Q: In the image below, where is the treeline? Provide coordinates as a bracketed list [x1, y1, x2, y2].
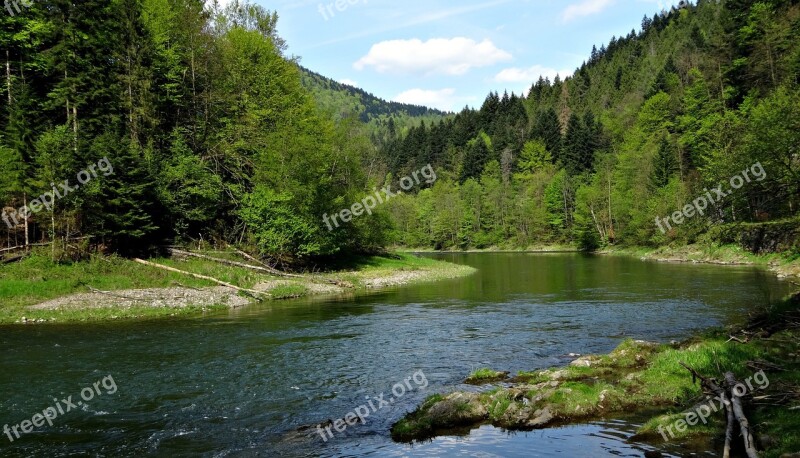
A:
[383, 0, 800, 250]
[0, 0, 391, 259]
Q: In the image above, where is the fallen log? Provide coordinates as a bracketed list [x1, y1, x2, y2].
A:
[1, 254, 24, 264]
[680, 362, 736, 458]
[725, 372, 759, 458]
[171, 248, 294, 276]
[189, 246, 354, 289]
[86, 285, 143, 301]
[133, 258, 269, 299]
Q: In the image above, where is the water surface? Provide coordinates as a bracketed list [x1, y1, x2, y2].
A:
[0, 253, 793, 457]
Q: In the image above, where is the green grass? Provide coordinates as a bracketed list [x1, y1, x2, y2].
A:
[0, 249, 474, 325]
[465, 368, 509, 384]
[486, 392, 513, 420]
[267, 284, 309, 299]
[604, 243, 800, 278]
[0, 251, 223, 324]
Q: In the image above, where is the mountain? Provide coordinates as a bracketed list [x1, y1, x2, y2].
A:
[381, 0, 800, 250]
[299, 66, 450, 143]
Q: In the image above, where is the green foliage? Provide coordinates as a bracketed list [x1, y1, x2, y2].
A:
[0, 1, 388, 260]
[518, 139, 552, 174]
[239, 187, 322, 258]
[4, 0, 800, 256]
[380, 0, 800, 251]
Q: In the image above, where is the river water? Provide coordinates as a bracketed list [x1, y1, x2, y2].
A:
[0, 253, 794, 457]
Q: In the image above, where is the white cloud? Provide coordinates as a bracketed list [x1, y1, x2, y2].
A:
[494, 65, 572, 84]
[562, 0, 615, 22]
[393, 88, 461, 112]
[354, 38, 512, 76]
[339, 79, 359, 87]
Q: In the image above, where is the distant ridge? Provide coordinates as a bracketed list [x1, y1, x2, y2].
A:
[299, 66, 450, 123]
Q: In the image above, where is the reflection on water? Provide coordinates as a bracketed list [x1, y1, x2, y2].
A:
[0, 253, 793, 457]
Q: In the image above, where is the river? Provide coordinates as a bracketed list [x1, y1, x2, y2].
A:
[0, 253, 794, 457]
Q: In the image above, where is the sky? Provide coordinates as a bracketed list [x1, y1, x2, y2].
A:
[248, 0, 684, 111]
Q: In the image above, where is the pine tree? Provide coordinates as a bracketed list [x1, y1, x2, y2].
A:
[650, 135, 678, 189]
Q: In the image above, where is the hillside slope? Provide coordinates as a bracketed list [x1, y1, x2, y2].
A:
[381, 0, 800, 251]
[300, 66, 450, 144]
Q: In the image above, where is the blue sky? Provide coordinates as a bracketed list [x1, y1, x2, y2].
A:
[249, 0, 683, 111]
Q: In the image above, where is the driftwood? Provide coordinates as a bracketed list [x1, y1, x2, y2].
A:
[680, 362, 738, 458]
[86, 285, 142, 301]
[230, 247, 279, 270]
[170, 248, 296, 277]
[178, 247, 354, 289]
[133, 258, 269, 299]
[723, 391, 736, 458]
[1, 255, 24, 264]
[725, 372, 759, 458]
[0, 245, 25, 253]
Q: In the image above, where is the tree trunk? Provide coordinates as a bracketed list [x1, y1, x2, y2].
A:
[23, 192, 29, 248]
[133, 258, 270, 299]
[5, 49, 11, 105]
[725, 372, 759, 458]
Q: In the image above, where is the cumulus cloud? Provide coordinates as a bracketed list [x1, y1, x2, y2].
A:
[393, 88, 460, 111]
[562, 0, 614, 22]
[494, 65, 572, 84]
[354, 38, 512, 76]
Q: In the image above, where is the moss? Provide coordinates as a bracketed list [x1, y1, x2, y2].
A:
[465, 368, 510, 384]
[636, 412, 722, 442]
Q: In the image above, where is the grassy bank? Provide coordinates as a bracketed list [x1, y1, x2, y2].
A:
[392, 293, 800, 457]
[394, 244, 579, 253]
[603, 244, 800, 279]
[0, 250, 476, 325]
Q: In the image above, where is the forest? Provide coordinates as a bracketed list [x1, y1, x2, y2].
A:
[0, 0, 400, 261]
[1, 0, 799, 262]
[382, 0, 800, 251]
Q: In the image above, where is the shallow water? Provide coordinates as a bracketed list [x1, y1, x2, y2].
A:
[0, 253, 793, 457]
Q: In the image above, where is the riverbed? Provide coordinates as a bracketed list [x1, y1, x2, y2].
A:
[0, 253, 794, 457]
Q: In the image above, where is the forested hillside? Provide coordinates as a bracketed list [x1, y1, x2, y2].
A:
[301, 67, 448, 120]
[2, 0, 798, 262]
[0, 0, 390, 260]
[383, 0, 800, 250]
[300, 67, 449, 138]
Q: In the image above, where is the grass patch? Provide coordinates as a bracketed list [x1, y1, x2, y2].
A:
[0, 249, 474, 325]
[268, 284, 308, 299]
[465, 368, 509, 384]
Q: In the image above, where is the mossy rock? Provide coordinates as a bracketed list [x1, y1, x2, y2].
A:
[391, 392, 488, 442]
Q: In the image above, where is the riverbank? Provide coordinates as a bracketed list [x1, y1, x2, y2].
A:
[391, 291, 800, 457]
[602, 244, 800, 280]
[395, 244, 578, 253]
[400, 242, 800, 280]
[0, 250, 476, 325]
